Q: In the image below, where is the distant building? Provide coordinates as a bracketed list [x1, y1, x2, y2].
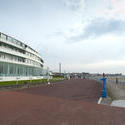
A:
[51, 72, 64, 77]
[0, 32, 44, 80]
[106, 73, 122, 77]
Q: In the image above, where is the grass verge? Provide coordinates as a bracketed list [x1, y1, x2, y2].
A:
[0, 78, 66, 87]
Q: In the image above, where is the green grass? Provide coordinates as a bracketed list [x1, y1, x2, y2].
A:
[52, 76, 65, 79]
[49, 78, 64, 82]
[0, 78, 66, 87]
[0, 79, 48, 86]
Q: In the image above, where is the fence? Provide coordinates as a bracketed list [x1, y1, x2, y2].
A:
[88, 75, 125, 99]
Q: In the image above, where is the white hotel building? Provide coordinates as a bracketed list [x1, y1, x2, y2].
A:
[0, 32, 46, 81]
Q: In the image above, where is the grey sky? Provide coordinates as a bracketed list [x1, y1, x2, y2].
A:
[69, 18, 125, 41]
[1, 0, 125, 74]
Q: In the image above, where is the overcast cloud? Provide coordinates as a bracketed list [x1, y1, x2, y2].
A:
[0, 0, 125, 74]
[69, 18, 125, 41]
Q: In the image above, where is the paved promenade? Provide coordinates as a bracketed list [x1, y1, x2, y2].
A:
[0, 79, 125, 125]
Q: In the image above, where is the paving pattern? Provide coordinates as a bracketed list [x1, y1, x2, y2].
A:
[0, 79, 125, 125]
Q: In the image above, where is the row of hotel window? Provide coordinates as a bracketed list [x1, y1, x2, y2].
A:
[0, 33, 25, 48]
[0, 53, 42, 67]
[0, 42, 42, 62]
[0, 62, 43, 76]
[0, 33, 37, 54]
[26, 51, 41, 62]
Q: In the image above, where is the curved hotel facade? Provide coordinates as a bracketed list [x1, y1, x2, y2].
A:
[0, 32, 44, 80]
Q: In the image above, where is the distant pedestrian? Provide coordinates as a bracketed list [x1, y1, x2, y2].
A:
[47, 76, 50, 85]
[116, 77, 118, 84]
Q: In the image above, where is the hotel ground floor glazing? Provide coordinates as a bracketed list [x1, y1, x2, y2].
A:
[0, 62, 43, 76]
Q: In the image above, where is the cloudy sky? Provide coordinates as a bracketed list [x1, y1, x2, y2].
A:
[0, 0, 125, 74]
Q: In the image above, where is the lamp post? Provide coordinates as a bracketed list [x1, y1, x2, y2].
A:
[59, 63, 61, 74]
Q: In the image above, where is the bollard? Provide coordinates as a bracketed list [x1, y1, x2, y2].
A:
[101, 77, 107, 98]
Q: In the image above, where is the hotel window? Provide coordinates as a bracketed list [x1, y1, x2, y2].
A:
[22, 44, 25, 48]
[7, 37, 12, 42]
[16, 40, 21, 46]
[1, 54, 5, 59]
[1, 34, 7, 40]
[13, 39, 17, 44]
[0, 63, 3, 75]
[17, 41, 20, 45]
[9, 64, 14, 75]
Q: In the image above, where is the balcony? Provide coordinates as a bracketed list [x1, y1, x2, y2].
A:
[0, 46, 43, 65]
[0, 37, 25, 50]
[0, 58, 41, 68]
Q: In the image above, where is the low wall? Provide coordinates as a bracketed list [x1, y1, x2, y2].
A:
[107, 81, 125, 100]
[88, 76, 125, 100]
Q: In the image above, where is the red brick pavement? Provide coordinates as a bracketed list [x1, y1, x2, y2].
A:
[0, 79, 125, 125]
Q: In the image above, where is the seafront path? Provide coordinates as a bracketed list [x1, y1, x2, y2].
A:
[0, 79, 125, 125]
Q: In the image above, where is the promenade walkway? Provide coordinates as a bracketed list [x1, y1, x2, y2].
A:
[0, 79, 125, 125]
